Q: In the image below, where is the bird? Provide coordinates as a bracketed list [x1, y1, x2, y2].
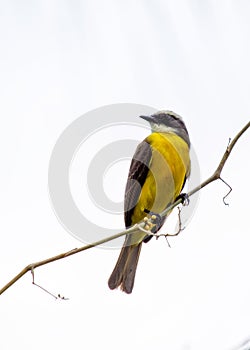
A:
[108, 111, 191, 293]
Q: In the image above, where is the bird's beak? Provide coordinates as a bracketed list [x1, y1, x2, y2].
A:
[139, 115, 154, 123]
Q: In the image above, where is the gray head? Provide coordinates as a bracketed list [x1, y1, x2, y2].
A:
[140, 110, 190, 147]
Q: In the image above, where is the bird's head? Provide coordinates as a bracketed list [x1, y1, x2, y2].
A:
[140, 110, 190, 146]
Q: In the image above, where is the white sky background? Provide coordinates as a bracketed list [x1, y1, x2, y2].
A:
[0, 1, 250, 349]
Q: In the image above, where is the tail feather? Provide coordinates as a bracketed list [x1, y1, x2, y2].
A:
[108, 243, 142, 294]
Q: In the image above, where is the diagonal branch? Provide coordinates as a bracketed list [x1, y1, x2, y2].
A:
[0, 121, 249, 296]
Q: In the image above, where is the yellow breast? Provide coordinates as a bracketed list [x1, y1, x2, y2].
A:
[131, 132, 190, 225]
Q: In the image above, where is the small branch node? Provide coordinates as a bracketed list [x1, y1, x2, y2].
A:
[227, 137, 232, 151]
[64, 248, 78, 257]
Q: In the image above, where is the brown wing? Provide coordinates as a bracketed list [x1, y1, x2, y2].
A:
[124, 140, 152, 228]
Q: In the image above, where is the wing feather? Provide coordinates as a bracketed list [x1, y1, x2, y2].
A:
[124, 140, 152, 228]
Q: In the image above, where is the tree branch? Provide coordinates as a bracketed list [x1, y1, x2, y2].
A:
[0, 121, 249, 296]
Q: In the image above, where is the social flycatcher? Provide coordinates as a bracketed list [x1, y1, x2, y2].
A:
[108, 111, 191, 293]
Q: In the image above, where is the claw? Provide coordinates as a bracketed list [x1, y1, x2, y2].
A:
[176, 193, 190, 206]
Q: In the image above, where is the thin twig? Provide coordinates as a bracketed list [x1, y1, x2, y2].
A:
[0, 224, 139, 295]
[31, 266, 68, 300]
[0, 121, 249, 296]
[219, 177, 232, 205]
[154, 206, 184, 241]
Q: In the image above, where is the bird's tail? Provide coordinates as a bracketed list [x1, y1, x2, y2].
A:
[108, 242, 142, 294]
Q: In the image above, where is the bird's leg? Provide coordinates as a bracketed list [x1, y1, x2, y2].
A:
[175, 193, 190, 206]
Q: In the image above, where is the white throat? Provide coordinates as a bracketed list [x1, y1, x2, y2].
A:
[151, 122, 178, 134]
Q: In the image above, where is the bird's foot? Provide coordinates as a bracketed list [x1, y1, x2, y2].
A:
[143, 209, 162, 232]
[176, 193, 190, 206]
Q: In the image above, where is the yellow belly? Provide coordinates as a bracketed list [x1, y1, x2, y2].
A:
[131, 132, 190, 226]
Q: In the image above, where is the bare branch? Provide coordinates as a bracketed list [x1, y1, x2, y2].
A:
[0, 121, 249, 296]
[0, 224, 139, 295]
